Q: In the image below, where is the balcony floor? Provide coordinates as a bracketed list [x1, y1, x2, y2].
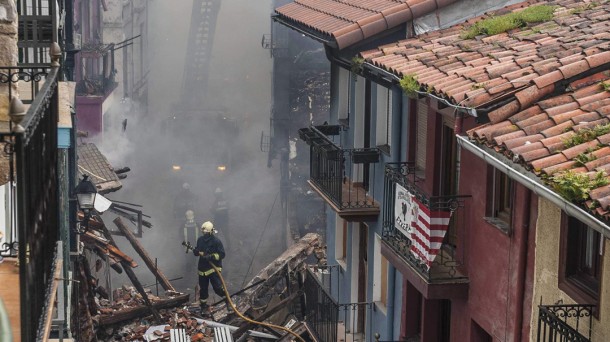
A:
[0, 257, 20, 341]
[308, 180, 380, 220]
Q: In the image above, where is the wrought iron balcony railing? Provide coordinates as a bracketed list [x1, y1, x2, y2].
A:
[382, 162, 469, 283]
[299, 125, 380, 215]
[303, 266, 375, 342]
[76, 43, 117, 96]
[538, 304, 593, 342]
[1, 64, 61, 341]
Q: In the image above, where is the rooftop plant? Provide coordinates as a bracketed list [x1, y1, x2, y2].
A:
[399, 74, 419, 98]
[351, 56, 365, 74]
[460, 5, 556, 39]
[548, 170, 609, 202]
[562, 123, 610, 148]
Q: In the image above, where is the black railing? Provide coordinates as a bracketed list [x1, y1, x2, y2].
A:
[299, 125, 380, 211]
[10, 65, 60, 341]
[382, 162, 469, 282]
[537, 304, 593, 342]
[304, 267, 375, 342]
[17, 0, 57, 65]
[303, 267, 339, 342]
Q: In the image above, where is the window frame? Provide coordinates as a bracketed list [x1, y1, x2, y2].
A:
[559, 214, 603, 313]
[484, 167, 514, 235]
[375, 84, 392, 154]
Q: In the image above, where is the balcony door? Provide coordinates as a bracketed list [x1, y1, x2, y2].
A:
[357, 223, 369, 334]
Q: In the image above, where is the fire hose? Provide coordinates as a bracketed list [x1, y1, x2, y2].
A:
[209, 264, 306, 342]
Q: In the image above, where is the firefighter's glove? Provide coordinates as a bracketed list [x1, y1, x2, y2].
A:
[193, 248, 200, 256]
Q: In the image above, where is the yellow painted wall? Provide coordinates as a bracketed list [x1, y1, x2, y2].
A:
[530, 197, 610, 341]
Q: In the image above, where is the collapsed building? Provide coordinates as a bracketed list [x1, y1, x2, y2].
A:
[73, 219, 325, 341]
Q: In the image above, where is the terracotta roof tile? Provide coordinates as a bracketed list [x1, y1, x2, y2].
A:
[467, 66, 610, 220]
[522, 119, 555, 136]
[541, 161, 577, 175]
[276, 0, 460, 49]
[502, 134, 544, 151]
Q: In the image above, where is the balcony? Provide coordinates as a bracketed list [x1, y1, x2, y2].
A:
[76, 42, 118, 97]
[303, 266, 375, 342]
[0, 64, 64, 341]
[381, 162, 469, 299]
[537, 304, 593, 342]
[299, 125, 380, 221]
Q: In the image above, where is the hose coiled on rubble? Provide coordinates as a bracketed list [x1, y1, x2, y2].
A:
[210, 264, 306, 342]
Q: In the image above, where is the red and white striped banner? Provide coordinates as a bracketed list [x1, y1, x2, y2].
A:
[409, 197, 453, 270]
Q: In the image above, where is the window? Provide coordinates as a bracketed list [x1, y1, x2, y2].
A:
[485, 167, 513, 233]
[560, 215, 603, 305]
[338, 68, 351, 123]
[376, 85, 392, 153]
[373, 234, 388, 307]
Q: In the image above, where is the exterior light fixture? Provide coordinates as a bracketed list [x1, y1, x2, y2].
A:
[75, 175, 97, 233]
[172, 165, 182, 171]
[9, 97, 26, 133]
[50, 42, 62, 67]
[217, 165, 226, 172]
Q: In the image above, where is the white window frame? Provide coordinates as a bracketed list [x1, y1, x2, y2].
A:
[376, 85, 392, 151]
[373, 234, 388, 310]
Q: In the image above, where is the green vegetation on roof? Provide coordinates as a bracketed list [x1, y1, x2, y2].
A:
[351, 56, 365, 74]
[460, 5, 557, 39]
[602, 81, 610, 92]
[399, 74, 419, 98]
[570, 2, 599, 14]
[548, 170, 609, 202]
[562, 123, 610, 148]
[574, 151, 598, 167]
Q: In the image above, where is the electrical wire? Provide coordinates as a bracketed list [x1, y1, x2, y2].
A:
[240, 191, 279, 289]
[210, 264, 306, 342]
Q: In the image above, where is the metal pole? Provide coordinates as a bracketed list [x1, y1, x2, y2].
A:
[155, 258, 159, 296]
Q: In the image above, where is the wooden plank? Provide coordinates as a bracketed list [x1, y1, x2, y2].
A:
[82, 232, 138, 268]
[95, 216, 161, 322]
[232, 291, 301, 339]
[42, 259, 62, 341]
[0, 258, 21, 342]
[97, 294, 189, 326]
[113, 217, 176, 292]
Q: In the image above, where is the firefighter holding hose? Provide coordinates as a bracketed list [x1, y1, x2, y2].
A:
[192, 221, 231, 315]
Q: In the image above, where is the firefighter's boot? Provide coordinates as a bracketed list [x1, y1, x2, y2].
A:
[224, 297, 234, 314]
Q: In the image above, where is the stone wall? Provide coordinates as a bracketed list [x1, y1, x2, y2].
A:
[0, 0, 17, 122]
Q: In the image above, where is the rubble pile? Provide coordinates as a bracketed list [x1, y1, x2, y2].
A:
[96, 306, 214, 342]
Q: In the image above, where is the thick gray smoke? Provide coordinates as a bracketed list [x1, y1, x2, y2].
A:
[91, 0, 280, 297]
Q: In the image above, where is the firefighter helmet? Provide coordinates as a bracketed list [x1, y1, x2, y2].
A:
[185, 210, 194, 221]
[201, 221, 215, 234]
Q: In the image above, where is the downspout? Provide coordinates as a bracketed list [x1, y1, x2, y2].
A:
[512, 186, 531, 342]
[456, 135, 610, 238]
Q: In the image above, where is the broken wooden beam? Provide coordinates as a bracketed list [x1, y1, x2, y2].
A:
[97, 293, 190, 326]
[113, 217, 176, 292]
[219, 233, 320, 322]
[232, 291, 302, 339]
[96, 216, 162, 322]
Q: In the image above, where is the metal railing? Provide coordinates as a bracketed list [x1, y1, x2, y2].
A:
[6, 65, 61, 342]
[299, 125, 380, 211]
[537, 304, 593, 342]
[382, 162, 469, 282]
[303, 267, 375, 342]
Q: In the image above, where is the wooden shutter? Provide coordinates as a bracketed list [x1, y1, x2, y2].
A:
[416, 100, 427, 171]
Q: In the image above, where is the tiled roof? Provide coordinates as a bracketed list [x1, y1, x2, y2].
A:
[361, 0, 610, 118]
[467, 72, 610, 219]
[274, 0, 458, 49]
[78, 143, 122, 194]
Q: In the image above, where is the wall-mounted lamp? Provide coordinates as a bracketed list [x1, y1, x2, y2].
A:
[75, 174, 97, 233]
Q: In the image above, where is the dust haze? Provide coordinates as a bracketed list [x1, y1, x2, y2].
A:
[90, 0, 280, 297]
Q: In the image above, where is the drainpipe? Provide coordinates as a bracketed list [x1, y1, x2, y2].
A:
[454, 112, 463, 135]
[456, 135, 610, 238]
[512, 186, 531, 342]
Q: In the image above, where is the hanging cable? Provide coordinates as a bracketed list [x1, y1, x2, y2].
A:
[210, 263, 306, 342]
[240, 191, 279, 289]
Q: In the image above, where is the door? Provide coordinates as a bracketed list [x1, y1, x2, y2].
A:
[357, 223, 368, 333]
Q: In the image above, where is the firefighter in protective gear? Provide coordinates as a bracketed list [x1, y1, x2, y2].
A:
[192, 221, 230, 314]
